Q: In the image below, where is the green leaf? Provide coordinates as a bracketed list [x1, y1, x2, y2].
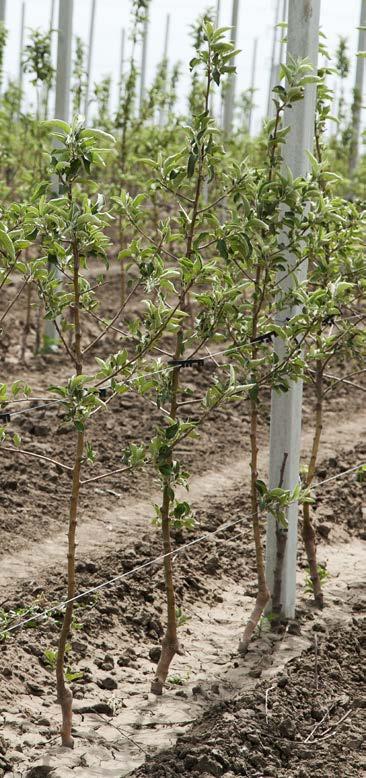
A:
[41, 119, 70, 133]
[187, 153, 197, 178]
[0, 230, 15, 261]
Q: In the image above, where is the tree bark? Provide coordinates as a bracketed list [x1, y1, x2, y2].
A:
[302, 360, 323, 608]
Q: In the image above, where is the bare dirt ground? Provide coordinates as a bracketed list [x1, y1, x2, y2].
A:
[0, 274, 365, 776]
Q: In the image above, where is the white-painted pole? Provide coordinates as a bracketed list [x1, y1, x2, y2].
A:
[265, 0, 321, 619]
[266, 0, 280, 117]
[223, 0, 239, 135]
[44, 0, 73, 350]
[139, 13, 149, 115]
[84, 0, 97, 122]
[18, 2, 26, 93]
[279, 0, 288, 66]
[158, 13, 170, 127]
[0, 0, 6, 96]
[215, 0, 221, 25]
[349, 0, 366, 175]
[50, 0, 56, 30]
[54, 0, 73, 122]
[247, 37, 258, 135]
[118, 27, 126, 103]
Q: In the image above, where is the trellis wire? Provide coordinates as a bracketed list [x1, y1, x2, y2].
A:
[3, 459, 365, 637]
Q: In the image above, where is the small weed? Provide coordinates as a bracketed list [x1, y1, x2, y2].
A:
[176, 607, 191, 628]
[167, 671, 190, 686]
[304, 564, 330, 595]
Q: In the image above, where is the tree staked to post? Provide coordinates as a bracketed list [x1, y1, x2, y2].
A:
[265, 0, 321, 619]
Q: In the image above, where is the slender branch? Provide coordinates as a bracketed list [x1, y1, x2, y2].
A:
[82, 279, 141, 355]
[1, 445, 72, 471]
[0, 279, 29, 324]
[54, 319, 75, 363]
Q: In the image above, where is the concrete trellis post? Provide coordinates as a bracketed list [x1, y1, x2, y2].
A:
[44, 0, 73, 350]
[223, 0, 239, 135]
[18, 2, 26, 95]
[0, 0, 6, 97]
[158, 13, 170, 127]
[349, 0, 366, 175]
[267, 0, 280, 117]
[84, 0, 97, 122]
[265, 0, 321, 619]
[118, 27, 126, 103]
[247, 37, 258, 135]
[139, 14, 149, 116]
[279, 0, 288, 66]
[50, 0, 56, 30]
[54, 0, 73, 123]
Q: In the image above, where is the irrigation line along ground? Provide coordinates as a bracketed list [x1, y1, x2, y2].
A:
[3, 461, 365, 638]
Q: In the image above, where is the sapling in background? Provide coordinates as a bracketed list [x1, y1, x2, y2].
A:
[72, 36, 87, 116]
[22, 28, 54, 120]
[298, 66, 366, 606]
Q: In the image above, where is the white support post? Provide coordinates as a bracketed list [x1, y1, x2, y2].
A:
[265, 0, 321, 619]
[139, 14, 148, 116]
[349, 0, 366, 175]
[0, 0, 5, 96]
[54, 0, 73, 123]
[266, 0, 280, 118]
[247, 37, 258, 135]
[18, 2, 26, 94]
[118, 27, 126, 103]
[49, 0, 56, 30]
[223, 0, 239, 135]
[84, 0, 97, 122]
[44, 0, 73, 351]
[158, 13, 170, 127]
[279, 0, 288, 66]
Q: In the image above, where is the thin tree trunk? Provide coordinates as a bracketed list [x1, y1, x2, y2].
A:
[239, 270, 270, 653]
[56, 428, 84, 747]
[119, 214, 126, 307]
[151, 476, 183, 695]
[34, 301, 43, 355]
[239, 392, 270, 653]
[271, 452, 288, 618]
[20, 282, 32, 363]
[302, 360, 323, 608]
[56, 232, 84, 747]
